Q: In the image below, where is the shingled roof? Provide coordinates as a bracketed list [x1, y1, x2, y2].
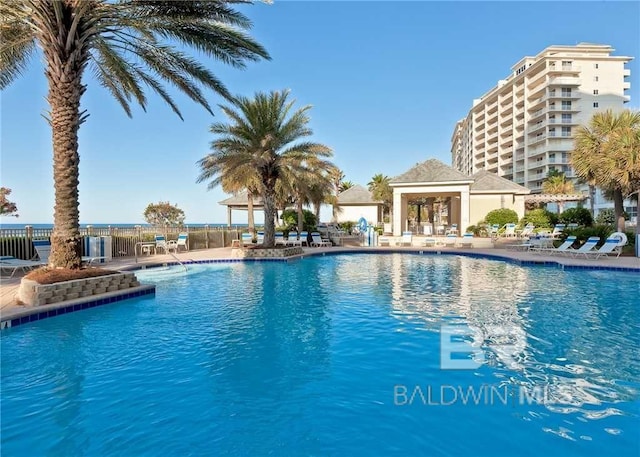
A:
[390, 159, 473, 184]
[219, 191, 264, 207]
[337, 184, 382, 205]
[470, 170, 530, 194]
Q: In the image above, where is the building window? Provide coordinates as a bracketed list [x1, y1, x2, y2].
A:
[562, 60, 572, 70]
[562, 126, 571, 137]
[561, 88, 572, 97]
[549, 114, 556, 124]
[561, 101, 572, 110]
[562, 113, 572, 123]
[593, 102, 599, 108]
[594, 76, 599, 82]
[593, 90, 599, 95]
[594, 63, 599, 69]
[549, 127, 556, 137]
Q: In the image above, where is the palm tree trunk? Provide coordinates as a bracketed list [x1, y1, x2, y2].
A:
[613, 188, 625, 232]
[247, 191, 255, 235]
[313, 201, 321, 223]
[262, 187, 276, 248]
[46, 46, 86, 269]
[297, 198, 304, 233]
[589, 184, 596, 216]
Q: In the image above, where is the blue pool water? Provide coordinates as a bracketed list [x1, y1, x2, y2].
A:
[2, 254, 639, 456]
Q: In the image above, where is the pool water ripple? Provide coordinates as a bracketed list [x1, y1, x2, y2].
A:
[2, 255, 639, 456]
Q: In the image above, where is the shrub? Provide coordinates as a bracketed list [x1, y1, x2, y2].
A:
[466, 225, 488, 237]
[562, 224, 615, 247]
[520, 209, 556, 229]
[559, 207, 593, 227]
[340, 221, 356, 234]
[595, 208, 630, 225]
[280, 209, 317, 231]
[483, 209, 519, 227]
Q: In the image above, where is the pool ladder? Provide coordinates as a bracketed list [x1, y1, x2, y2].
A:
[168, 251, 188, 272]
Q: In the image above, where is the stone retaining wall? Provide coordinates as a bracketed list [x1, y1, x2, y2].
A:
[17, 272, 141, 306]
[231, 247, 304, 259]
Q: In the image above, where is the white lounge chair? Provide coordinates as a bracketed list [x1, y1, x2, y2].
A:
[154, 235, 168, 254]
[445, 224, 458, 236]
[256, 231, 264, 245]
[443, 234, 457, 247]
[0, 257, 47, 277]
[518, 224, 535, 238]
[310, 232, 331, 247]
[299, 231, 309, 247]
[579, 233, 627, 259]
[550, 224, 566, 238]
[167, 233, 188, 253]
[537, 236, 576, 255]
[562, 236, 600, 257]
[500, 223, 517, 238]
[459, 233, 474, 248]
[286, 232, 301, 247]
[275, 232, 286, 245]
[397, 231, 412, 246]
[420, 237, 436, 247]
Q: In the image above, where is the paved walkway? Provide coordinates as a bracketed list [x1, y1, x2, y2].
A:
[2, 246, 638, 317]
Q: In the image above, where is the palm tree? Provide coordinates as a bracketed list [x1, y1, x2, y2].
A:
[1, 0, 269, 268]
[307, 167, 338, 223]
[542, 173, 576, 213]
[339, 180, 355, 192]
[329, 167, 346, 222]
[197, 90, 333, 247]
[368, 173, 392, 221]
[572, 109, 640, 231]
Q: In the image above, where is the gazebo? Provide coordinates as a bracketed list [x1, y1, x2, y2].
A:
[218, 191, 264, 227]
[389, 159, 530, 236]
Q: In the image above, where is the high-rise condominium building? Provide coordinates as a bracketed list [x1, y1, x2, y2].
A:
[451, 43, 632, 193]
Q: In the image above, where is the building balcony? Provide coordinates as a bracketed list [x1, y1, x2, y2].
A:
[548, 118, 577, 125]
[548, 91, 580, 99]
[623, 68, 631, 77]
[528, 108, 547, 121]
[623, 81, 631, 90]
[500, 116, 514, 128]
[548, 64, 581, 73]
[549, 105, 580, 113]
[548, 76, 581, 86]
[500, 104, 514, 115]
[528, 122, 546, 134]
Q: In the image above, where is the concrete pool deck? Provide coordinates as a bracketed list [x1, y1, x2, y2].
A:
[1, 245, 638, 321]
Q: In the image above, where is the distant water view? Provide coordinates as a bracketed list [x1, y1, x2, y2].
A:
[0, 223, 247, 230]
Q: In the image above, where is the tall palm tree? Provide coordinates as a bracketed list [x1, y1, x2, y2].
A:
[339, 180, 355, 192]
[197, 90, 333, 247]
[572, 109, 640, 231]
[1, 0, 269, 268]
[307, 166, 338, 223]
[368, 173, 392, 221]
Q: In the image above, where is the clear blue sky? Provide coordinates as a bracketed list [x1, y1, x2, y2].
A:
[1, 1, 638, 225]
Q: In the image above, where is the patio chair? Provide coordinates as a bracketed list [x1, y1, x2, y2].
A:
[561, 236, 600, 257]
[459, 233, 474, 248]
[566, 223, 579, 231]
[445, 224, 458, 236]
[397, 231, 413, 246]
[275, 232, 286, 245]
[578, 233, 627, 259]
[310, 232, 332, 247]
[500, 223, 517, 237]
[155, 235, 168, 254]
[537, 236, 577, 255]
[518, 224, 535, 238]
[168, 233, 188, 253]
[256, 231, 264, 245]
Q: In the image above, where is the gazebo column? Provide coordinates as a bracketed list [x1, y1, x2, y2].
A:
[393, 190, 408, 236]
[460, 190, 470, 232]
[227, 206, 232, 227]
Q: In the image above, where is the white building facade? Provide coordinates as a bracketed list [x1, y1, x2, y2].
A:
[450, 43, 632, 213]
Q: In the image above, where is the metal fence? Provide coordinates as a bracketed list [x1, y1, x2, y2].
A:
[0, 225, 244, 260]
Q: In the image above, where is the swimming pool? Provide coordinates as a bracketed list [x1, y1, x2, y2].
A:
[2, 254, 639, 456]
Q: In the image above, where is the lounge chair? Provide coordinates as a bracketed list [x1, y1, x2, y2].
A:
[34, 239, 106, 265]
[310, 232, 331, 247]
[256, 231, 264, 245]
[167, 233, 188, 253]
[378, 236, 391, 247]
[0, 257, 47, 277]
[578, 233, 627, 259]
[232, 232, 253, 248]
[566, 223, 579, 231]
[561, 236, 600, 257]
[155, 235, 168, 254]
[299, 231, 309, 247]
[397, 231, 412, 246]
[459, 233, 474, 248]
[550, 224, 566, 238]
[445, 224, 458, 236]
[420, 237, 437, 247]
[489, 224, 500, 238]
[274, 232, 286, 245]
[518, 224, 535, 238]
[537, 236, 576, 255]
[286, 232, 301, 247]
[443, 234, 457, 247]
[500, 223, 517, 238]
